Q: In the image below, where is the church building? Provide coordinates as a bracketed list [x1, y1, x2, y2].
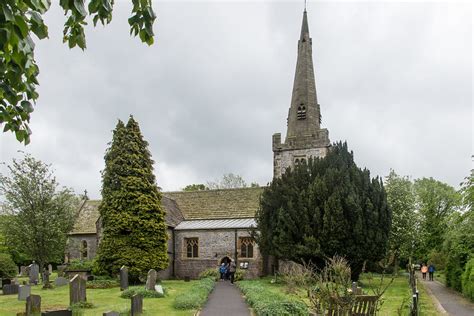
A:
[68, 9, 331, 279]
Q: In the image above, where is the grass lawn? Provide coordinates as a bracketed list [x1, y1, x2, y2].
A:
[238, 274, 442, 316]
[0, 274, 198, 316]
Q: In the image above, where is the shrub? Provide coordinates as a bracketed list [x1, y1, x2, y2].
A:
[462, 257, 474, 301]
[235, 269, 246, 281]
[67, 259, 94, 270]
[70, 301, 95, 309]
[237, 281, 308, 316]
[446, 254, 464, 292]
[173, 277, 215, 310]
[86, 279, 119, 289]
[199, 268, 219, 281]
[0, 253, 17, 279]
[120, 286, 165, 298]
[428, 250, 446, 271]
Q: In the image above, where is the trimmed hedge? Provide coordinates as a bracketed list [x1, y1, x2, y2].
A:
[173, 277, 215, 310]
[462, 257, 474, 301]
[120, 286, 165, 298]
[237, 281, 308, 316]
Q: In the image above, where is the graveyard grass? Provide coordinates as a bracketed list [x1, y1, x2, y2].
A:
[0, 274, 197, 316]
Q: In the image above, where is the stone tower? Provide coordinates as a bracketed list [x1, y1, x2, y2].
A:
[272, 9, 330, 178]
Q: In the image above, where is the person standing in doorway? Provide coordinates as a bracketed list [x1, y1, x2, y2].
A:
[229, 259, 237, 284]
[219, 263, 226, 281]
[428, 264, 436, 281]
[421, 264, 428, 280]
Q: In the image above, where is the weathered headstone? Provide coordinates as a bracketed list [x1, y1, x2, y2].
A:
[41, 310, 72, 316]
[57, 265, 66, 278]
[3, 284, 19, 295]
[20, 266, 28, 276]
[28, 263, 39, 285]
[54, 277, 68, 287]
[103, 312, 120, 316]
[69, 274, 86, 305]
[130, 294, 143, 316]
[155, 284, 164, 296]
[26, 294, 41, 315]
[42, 269, 52, 289]
[145, 269, 157, 291]
[48, 264, 52, 275]
[12, 278, 19, 285]
[120, 266, 128, 291]
[18, 285, 31, 301]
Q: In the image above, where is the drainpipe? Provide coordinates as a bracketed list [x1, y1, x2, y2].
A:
[234, 229, 238, 266]
[172, 228, 176, 278]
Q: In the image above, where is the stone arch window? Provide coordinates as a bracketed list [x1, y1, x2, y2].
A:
[297, 103, 306, 120]
[81, 240, 88, 259]
[239, 237, 254, 258]
[295, 158, 300, 165]
[185, 238, 199, 258]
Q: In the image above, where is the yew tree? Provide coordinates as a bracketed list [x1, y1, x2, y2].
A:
[95, 116, 168, 280]
[256, 142, 391, 280]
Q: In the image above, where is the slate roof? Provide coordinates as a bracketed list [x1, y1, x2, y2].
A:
[163, 187, 264, 220]
[175, 218, 257, 230]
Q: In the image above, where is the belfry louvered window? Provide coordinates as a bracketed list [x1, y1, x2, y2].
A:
[186, 238, 199, 258]
[297, 103, 306, 120]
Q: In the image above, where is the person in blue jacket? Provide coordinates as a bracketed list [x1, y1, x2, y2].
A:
[428, 264, 436, 281]
[219, 263, 227, 281]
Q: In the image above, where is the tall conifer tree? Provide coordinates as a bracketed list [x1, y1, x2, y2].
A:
[96, 117, 168, 279]
[256, 142, 391, 280]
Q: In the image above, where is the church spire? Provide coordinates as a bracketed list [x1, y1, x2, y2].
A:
[286, 9, 321, 142]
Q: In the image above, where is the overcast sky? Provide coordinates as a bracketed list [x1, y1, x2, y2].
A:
[0, 1, 472, 199]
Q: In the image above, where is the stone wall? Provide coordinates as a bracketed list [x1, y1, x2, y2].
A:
[66, 234, 98, 261]
[273, 146, 329, 178]
[157, 228, 174, 280]
[175, 229, 263, 279]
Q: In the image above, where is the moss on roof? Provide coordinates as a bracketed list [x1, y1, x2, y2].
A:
[71, 200, 101, 234]
[163, 187, 264, 220]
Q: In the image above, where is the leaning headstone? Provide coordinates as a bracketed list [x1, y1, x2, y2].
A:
[103, 312, 120, 316]
[41, 310, 72, 316]
[130, 294, 143, 316]
[18, 284, 31, 301]
[120, 266, 128, 291]
[54, 277, 68, 287]
[28, 263, 39, 285]
[48, 265, 52, 275]
[69, 274, 86, 305]
[3, 284, 19, 295]
[26, 294, 41, 315]
[145, 269, 157, 291]
[155, 284, 164, 296]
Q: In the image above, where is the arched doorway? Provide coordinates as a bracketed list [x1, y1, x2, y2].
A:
[220, 256, 231, 265]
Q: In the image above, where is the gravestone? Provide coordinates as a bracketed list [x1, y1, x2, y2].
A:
[20, 266, 28, 276]
[155, 284, 164, 296]
[26, 294, 41, 315]
[28, 263, 39, 285]
[145, 269, 157, 291]
[3, 284, 19, 295]
[103, 312, 120, 316]
[48, 265, 52, 275]
[130, 294, 143, 316]
[120, 266, 128, 291]
[18, 285, 31, 301]
[42, 269, 52, 289]
[57, 265, 66, 277]
[41, 311, 72, 316]
[54, 277, 68, 287]
[69, 274, 86, 305]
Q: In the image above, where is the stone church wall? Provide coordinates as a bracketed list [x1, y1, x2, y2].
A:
[175, 229, 263, 279]
[66, 234, 98, 261]
[274, 146, 329, 178]
[157, 228, 174, 280]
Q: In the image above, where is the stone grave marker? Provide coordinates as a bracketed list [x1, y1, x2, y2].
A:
[145, 269, 157, 291]
[120, 266, 128, 291]
[103, 312, 120, 316]
[28, 263, 39, 285]
[41, 310, 72, 316]
[155, 284, 164, 296]
[20, 266, 27, 276]
[131, 294, 143, 316]
[54, 277, 68, 287]
[26, 294, 41, 315]
[48, 265, 52, 275]
[3, 284, 19, 295]
[57, 265, 66, 277]
[69, 274, 86, 305]
[18, 284, 31, 301]
[42, 269, 52, 289]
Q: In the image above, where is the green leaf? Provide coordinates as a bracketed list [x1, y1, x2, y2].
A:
[14, 16, 29, 39]
[21, 101, 34, 113]
[2, 4, 14, 22]
[74, 0, 88, 17]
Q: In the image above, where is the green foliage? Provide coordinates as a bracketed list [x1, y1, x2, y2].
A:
[183, 184, 208, 191]
[0, 1, 156, 144]
[385, 170, 418, 266]
[207, 173, 248, 189]
[198, 268, 218, 280]
[173, 277, 215, 310]
[86, 278, 118, 289]
[95, 117, 168, 280]
[462, 257, 474, 301]
[0, 253, 17, 278]
[237, 280, 308, 316]
[256, 142, 391, 280]
[120, 286, 165, 298]
[70, 301, 95, 309]
[0, 154, 78, 270]
[428, 250, 446, 271]
[67, 259, 94, 270]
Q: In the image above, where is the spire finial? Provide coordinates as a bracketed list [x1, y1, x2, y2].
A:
[304, 0, 307, 12]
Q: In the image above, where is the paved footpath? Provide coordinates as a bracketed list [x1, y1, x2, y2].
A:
[419, 274, 474, 316]
[200, 281, 251, 316]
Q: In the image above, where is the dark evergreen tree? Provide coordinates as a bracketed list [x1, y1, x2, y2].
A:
[256, 142, 391, 280]
[96, 117, 168, 279]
